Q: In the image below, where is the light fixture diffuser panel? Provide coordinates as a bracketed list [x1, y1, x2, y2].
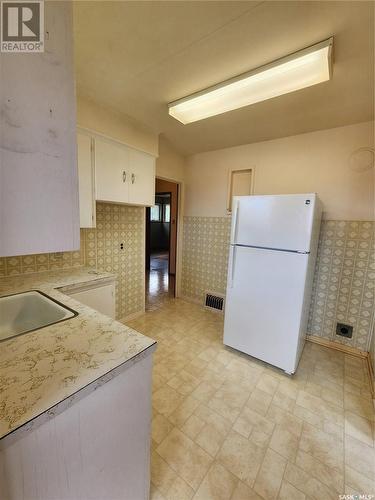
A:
[168, 38, 333, 124]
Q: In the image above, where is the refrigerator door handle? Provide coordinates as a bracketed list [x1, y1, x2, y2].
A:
[230, 199, 239, 244]
[228, 245, 237, 288]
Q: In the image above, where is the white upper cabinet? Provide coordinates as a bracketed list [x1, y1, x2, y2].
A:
[0, 2, 79, 257]
[95, 137, 130, 204]
[93, 135, 155, 207]
[77, 131, 96, 228]
[128, 148, 156, 206]
[76, 132, 156, 217]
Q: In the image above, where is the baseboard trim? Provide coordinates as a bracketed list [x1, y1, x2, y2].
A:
[119, 309, 145, 323]
[178, 294, 202, 306]
[306, 334, 368, 358]
[306, 334, 374, 398]
[366, 353, 375, 398]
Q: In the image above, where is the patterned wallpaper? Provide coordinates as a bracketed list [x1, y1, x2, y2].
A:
[308, 220, 374, 351]
[83, 203, 145, 320]
[181, 216, 374, 351]
[0, 233, 86, 276]
[0, 203, 145, 320]
[181, 217, 231, 300]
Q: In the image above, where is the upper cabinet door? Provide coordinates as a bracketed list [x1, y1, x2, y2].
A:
[77, 131, 96, 228]
[128, 149, 156, 206]
[95, 138, 130, 204]
[79, 132, 156, 208]
[0, 2, 79, 257]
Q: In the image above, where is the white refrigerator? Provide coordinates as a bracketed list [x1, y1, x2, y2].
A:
[223, 193, 322, 374]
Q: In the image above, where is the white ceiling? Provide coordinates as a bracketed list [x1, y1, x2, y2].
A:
[73, 1, 374, 155]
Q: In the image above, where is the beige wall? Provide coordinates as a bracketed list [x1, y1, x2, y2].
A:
[77, 95, 159, 156]
[156, 136, 186, 183]
[185, 122, 374, 220]
[155, 136, 186, 297]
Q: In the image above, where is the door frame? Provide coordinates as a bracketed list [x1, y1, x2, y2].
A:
[147, 191, 173, 273]
[153, 176, 184, 299]
[156, 191, 173, 274]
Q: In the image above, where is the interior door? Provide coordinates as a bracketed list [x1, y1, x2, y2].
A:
[232, 194, 316, 251]
[95, 138, 129, 203]
[155, 178, 178, 275]
[129, 149, 155, 206]
[224, 245, 309, 373]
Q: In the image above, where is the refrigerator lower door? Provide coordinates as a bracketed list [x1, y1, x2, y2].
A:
[224, 246, 309, 373]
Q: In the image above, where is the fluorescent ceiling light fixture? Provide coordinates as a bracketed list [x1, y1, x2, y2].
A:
[168, 37, 333, 124]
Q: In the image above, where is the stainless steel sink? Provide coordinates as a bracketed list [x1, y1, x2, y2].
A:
[0, 290, 78, 342]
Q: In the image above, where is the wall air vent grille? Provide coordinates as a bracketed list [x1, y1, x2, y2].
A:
[204, 292, 225, 312]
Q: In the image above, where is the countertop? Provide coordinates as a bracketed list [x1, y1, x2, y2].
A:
[0, 268, 156, 443]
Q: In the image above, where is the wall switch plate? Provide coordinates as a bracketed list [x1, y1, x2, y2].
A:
[336, 322, 353, 339]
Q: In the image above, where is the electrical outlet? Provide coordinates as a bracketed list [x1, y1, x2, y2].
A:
[120, 243, 124, 250]
[336, 323, 353, 339]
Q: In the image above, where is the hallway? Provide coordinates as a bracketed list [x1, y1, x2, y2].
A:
[146, 251, 175, 311]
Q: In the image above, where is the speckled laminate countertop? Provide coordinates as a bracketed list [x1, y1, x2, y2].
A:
[0, 268, 156, 443]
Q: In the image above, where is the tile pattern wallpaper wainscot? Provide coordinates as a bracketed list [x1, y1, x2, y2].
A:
[0, 203, 145, 320]
[181, 217, 374, 351]
[181, 216, 231, 301]
[0, 232, 86, 276]
[308, 220, 374, 351]
[82, 203, 145, 319]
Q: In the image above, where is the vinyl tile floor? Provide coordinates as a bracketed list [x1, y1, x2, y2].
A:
[146, 252, 175, 311]
[127, 299, 375, 500]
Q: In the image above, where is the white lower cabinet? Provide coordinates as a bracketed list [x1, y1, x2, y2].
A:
[0, 354, 154, 500]
[63, 279, 116, 319]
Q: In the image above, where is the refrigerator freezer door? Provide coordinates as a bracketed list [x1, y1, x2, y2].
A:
[224, 246, 309, 373]
[232, 194, 316, 252]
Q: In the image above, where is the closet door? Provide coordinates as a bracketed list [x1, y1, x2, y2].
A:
[95, 138, 129, 204]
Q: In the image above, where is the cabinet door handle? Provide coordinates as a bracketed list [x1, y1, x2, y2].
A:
[131, 173, 135, 184]
[122, 170, 127, 183]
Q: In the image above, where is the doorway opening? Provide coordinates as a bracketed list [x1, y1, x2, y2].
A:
[145, 178, 178, 310]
